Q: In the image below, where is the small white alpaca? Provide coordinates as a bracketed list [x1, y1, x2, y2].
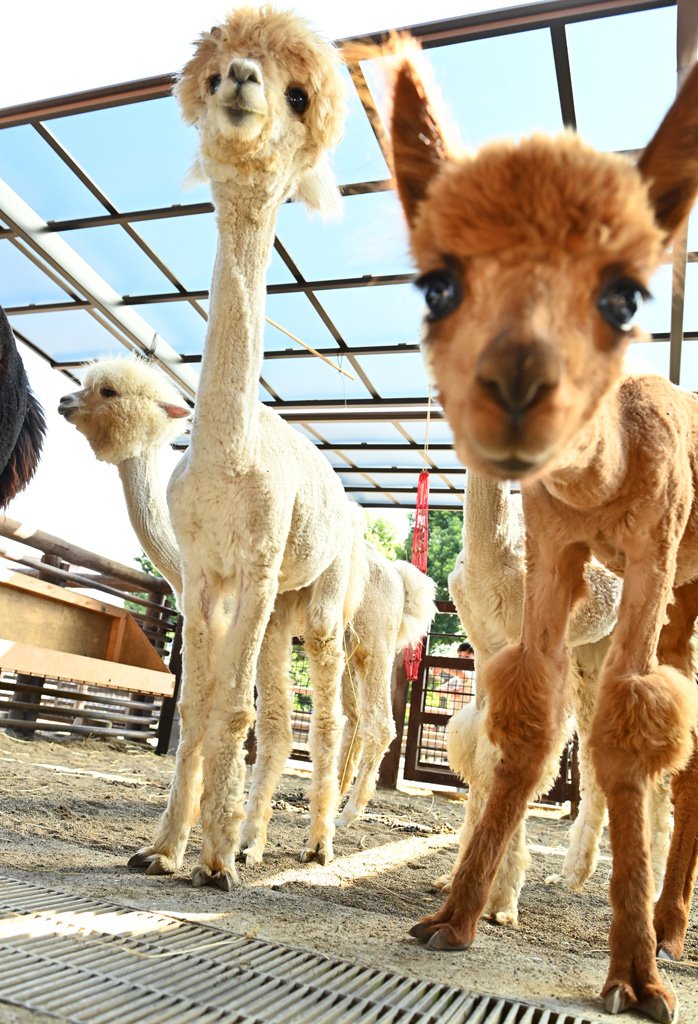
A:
[59, 358, 435, 865]
[444, 472, 671, 926]
[240, 544, 437, 864]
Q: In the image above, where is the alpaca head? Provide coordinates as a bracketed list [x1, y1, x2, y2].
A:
[175, 6, 345, 213]
[58, 359, 190, 465]
[390, 45, 698, 481]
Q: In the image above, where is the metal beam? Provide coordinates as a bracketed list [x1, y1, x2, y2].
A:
[0, 180, 199, 397]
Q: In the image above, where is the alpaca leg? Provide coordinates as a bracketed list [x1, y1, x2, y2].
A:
[129, 575, 219, 874]
[654, 749, 698, 961]
[590, 561, 698, 1021]
[239, 615, 293, 866]
[437, 701, 530, 927]
[337, 656, 362, 800]
[193, 569, 279, 890]
[649, 772, 673, 899]
[301, 617, 345, 864]
[410, 539, 585, 950]
[558, 645, 609, 891]
[336, 647, 395, 827]
[560, 731, 607, 891]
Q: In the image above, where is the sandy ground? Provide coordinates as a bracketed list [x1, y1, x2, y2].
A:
[0, 729, 696, 1024]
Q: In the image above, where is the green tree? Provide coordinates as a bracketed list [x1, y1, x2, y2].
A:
[397, 509, 464, 651]
[364, 512, 400, 560]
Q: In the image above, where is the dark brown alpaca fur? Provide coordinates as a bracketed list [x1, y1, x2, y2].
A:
[390, 41, 698, 1023]
[0, 309, 45, 508]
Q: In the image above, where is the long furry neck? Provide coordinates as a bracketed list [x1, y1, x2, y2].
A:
[463, 472, 521, 567]
[118, 452, 182, 601]
[188, 180, 282, 471]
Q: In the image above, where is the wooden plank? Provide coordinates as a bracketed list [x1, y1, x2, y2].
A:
[0, 517, 170, 594]
[0, 640, 175, 697]
[0, 568, 122, 617]
[0, 581, 112, 658]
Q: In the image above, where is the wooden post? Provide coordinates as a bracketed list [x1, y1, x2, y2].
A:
[156, 613, 183, 756]
[377, 655, 409, 790]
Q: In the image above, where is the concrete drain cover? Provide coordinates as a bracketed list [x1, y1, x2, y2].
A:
[0, 875, 601, 1024]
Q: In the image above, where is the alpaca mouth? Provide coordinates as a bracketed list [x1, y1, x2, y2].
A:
[57, 399, 77, 420]
[222, 101, 265, 123]
[489, 456, 537, 478]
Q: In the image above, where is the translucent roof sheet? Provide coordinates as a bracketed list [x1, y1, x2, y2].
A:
[1, 0, 695, 509]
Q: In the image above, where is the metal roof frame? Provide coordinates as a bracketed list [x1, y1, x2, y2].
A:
[0, 0, 696, 508]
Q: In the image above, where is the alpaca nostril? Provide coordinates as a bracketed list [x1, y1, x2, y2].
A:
[476, 339, 561, 417]
[228, 59, 261, 86]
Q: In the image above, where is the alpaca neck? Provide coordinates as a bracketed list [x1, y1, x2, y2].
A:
[188, 179, 282, 471]
[539, 389, 627, 508]
[463, 472, 521, 567]
[118, 452, 182, 600]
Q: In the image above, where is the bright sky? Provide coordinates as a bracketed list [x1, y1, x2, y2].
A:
[5, 0, 491, 566]
[0, 0, 689, 570]
[1, 1, 529, 108]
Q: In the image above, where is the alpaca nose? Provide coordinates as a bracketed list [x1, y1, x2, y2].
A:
[475, 336, 561, 417]
[228, 59, 262, 86]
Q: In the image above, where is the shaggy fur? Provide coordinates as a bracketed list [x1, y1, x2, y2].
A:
[0, 308, 45, 508]
[58, 358, 190, 597]
[128, 9, 368, 889]
[59, 358, 434, 859]
[443, 476, 671, 923]
[391, 41, 698, 1022]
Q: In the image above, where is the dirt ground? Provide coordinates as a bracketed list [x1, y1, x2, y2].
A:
[0, 729, 696, 1024]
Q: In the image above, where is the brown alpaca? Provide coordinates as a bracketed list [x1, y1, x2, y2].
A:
[390, 42, 698, 1024]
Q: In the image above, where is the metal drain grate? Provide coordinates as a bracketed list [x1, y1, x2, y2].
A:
[0, 875, 601, 1024]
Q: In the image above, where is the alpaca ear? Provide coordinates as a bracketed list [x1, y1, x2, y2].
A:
[293, 154, 342, 220]
[390, 52, 449, 228]
[159, 402, 190, 420]
[637, 62, 698, 243]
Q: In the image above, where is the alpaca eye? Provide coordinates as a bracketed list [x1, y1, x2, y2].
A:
[285, 87, 309, 114]
[209, 73, 221, 95]
[100, 387, 118, 399]
[597, 277, 647, 332]
[416, 270, 462, 322]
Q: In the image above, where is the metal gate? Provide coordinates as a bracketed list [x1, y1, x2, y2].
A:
[402, 651, 579, 807]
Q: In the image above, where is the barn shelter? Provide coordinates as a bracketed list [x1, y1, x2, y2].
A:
[0, 2, 697, 1023]
[2, 0, 698, 512]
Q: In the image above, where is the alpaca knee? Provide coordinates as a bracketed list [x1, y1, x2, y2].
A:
[591, 665, 698, 779]
[483, 644, 566, 783]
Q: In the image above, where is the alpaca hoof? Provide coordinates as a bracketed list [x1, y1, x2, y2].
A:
[145, 856, 176, 876]
[658, 947, 675, 962]
[426, 928, 471, 952]
[409, 921, 434, 942]
[604, 986, 634, 1015]
[191, 865, 237, 891]
[299, 844, 332, 865]
[637, 994, 676, 1024]
[240, 845, 264, 867]
[128, 849, 175, 875]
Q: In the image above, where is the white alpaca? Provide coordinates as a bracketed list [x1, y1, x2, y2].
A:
[442, 472, 671, 925]
[58, 359, 189, 597]
[58, 358, 435, 864]
[123, 9, 360, 889]
[240, 546, 437, 863]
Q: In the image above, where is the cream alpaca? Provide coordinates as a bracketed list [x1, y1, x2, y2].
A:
[443, 473, 671, 925]
[240, 547, 436, 862]
[391, 41, 698, 1023]
[57, 359, 189, 597]
[58, 358, 435, 859]
[127, 9, 373, 889]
